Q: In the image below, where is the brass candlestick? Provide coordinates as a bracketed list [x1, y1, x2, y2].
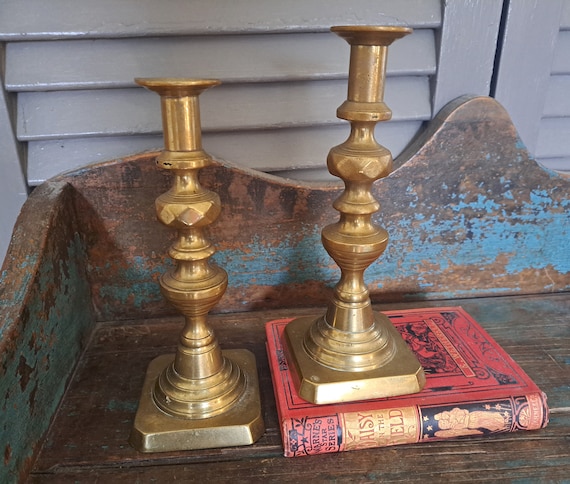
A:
[130, 78, 264, 452]
[284, 26, 425, 404]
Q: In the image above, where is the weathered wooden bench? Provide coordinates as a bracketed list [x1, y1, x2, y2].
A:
[1, 96, 569, 482]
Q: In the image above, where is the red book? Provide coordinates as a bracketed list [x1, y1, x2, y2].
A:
[266, 307, 548, 457]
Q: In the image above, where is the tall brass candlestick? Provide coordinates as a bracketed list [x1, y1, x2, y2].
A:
[284, 26, 425, 405]
[130, 78, 264, 452]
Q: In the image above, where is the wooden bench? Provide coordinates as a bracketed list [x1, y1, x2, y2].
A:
[1, 96, 569, 482]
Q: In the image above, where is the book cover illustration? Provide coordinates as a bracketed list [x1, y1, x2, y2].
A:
[265, 307, 548, 457]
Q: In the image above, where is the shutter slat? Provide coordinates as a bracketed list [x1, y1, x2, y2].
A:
[544, 75, 570, 117]
[561, 0, 570, 29]
[552, 30, 570, 74]
[27, 121, 423, 185]
[18, 77, 431, 140]
[0, 0, 441, 40]
[6, 31, 435, 91]
[536, 117, 570, 158]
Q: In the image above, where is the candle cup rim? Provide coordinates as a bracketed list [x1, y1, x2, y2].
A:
[134, 78, 221, 93]
[331, 25, 412, 45]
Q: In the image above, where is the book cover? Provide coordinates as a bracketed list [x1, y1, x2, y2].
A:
[265, 307, 548, 457]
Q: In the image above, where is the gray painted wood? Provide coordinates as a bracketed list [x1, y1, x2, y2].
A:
[0, 49, 28, 264]
[431, 0, 503, 114]
[6, 0, 570, 191]
[552, 30, 570, 74]
[536, 157, 570, 172]
[536, 118, 570, 159]
[26, 121, 423, 185]
[7, 17, 438, 186]
[17, 77, 431, 140]
[0, 0, 441, 40]
[531, 0, 570, 172]
[27, 135, 163, 186]
[493, 0, 564, 154]
[543, 75, 570, 117]
[5, 31, 435, 91]
[563, 0, 570, 28]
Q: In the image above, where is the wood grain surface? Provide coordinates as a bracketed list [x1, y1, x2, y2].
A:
[30, 295, 570, 482]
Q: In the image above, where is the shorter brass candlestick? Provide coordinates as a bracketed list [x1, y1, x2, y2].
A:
[284, 26, 425, 405]
[130, 78, 264, 452]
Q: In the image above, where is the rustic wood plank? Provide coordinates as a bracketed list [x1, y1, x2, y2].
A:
[46, 96, 570, 322]
[17, 77, 431, 140]
[30, 294, 570, 482]
[2, 95, 569, 481]
[0, 0, 441, 40]
[0, 182, 96, 483]
[27, 437, 570, 484]
[5, 30, 435, 91]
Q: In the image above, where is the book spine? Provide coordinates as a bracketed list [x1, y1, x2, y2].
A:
[282, 392, 548, 457]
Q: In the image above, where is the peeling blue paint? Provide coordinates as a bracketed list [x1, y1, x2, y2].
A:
[536, 162, 567, 180]
[515, 136, 527, 152]
[101, 180, 568, 304]
[449, 193, 501, 214]
[100, 281, 162, 307]
[0, 255, 39, 334]
[380, 185, 570, 284]
[214, 225, 338, 288]
[1, 234, 93, 483]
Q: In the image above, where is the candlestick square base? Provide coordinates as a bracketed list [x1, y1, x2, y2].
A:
[284, 315, 425, 405]
[130, 350, 264, 452]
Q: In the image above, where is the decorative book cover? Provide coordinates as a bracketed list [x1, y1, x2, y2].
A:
[265, 307, 548, 457]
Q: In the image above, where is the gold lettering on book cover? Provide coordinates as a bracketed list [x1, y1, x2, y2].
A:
[521, 393, 547, 430]
[342, 407, 419, 450]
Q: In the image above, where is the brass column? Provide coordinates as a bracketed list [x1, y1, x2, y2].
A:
[130, 78, 264, 452]
[284, 27, 425, 404]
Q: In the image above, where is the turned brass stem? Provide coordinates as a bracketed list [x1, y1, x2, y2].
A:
[135, 78, 242, 420]
[130, 78, 263, 452]
[306, 26, 410, 370]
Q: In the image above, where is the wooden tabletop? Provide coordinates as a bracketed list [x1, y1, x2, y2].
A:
[29, 294, 570, 482]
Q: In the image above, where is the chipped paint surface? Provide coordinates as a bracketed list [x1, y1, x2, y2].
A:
[375, 187, 570, 298]
[0, 184, 94, 482]
[52, 97, 568, 321]
[214, 228, 337, 288]
[0, 255, 38, 337]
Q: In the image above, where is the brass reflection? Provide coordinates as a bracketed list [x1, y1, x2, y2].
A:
[130, 78, 264, 452]
[284, 26, 426, 405]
